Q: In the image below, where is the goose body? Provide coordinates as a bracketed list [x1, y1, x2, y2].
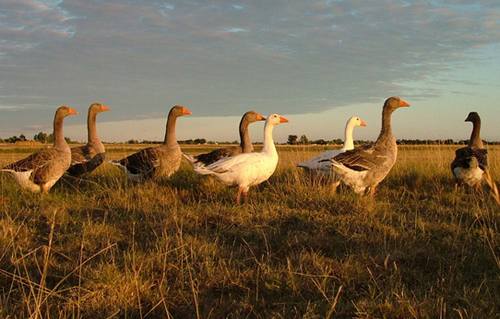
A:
[1, 106, 77, 193]
[112, 144, 182, 182]
[68, 103, 109, 177]
[110, 105, 191, 181]
[193, 113, 288, 203]
[184, 111, 265, 167]
[297, 116, 367, 174]
[329, 97, 410, 196]
[451, 112, 499, 203]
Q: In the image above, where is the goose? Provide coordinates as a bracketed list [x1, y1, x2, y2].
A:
[110, 105, 191, 181]
[451, 112, 499, 204]
[184, 111, 266, 166]
[327, 97, 410, 196]
[193, 113, 288, 204]
[1, 106, 77, 193]
[297, 116, 367, 175]
[67, 103, 109, 177]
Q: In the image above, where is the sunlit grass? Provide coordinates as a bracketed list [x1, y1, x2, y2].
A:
[0, 145, 499, 318]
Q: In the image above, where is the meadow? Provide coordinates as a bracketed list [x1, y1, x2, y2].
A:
[0, 144, 498, 318]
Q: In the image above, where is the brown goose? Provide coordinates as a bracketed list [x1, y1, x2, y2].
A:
[327, 97, 410, 196]
[111, 105, 191, 181]
[1, 106, 77, 193]
[67, 103, 109, 177]
[451, 112, 499, 204]
[184, 111, 265, 166]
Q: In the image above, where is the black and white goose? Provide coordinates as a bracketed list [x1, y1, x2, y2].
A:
[110, 105, 191, 181]
[67, 103, 109, 177]
[328, 97, 410, 196]
[1, 106, 77, 193]
[451, 112, 499, 204]
[184, 111, 265, 167]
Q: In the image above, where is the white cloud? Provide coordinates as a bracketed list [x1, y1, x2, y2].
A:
[223, 27, 247, 33]
[1, 0, 500, 138]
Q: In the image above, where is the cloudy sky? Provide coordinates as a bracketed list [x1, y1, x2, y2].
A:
[0, 0, 499, 142]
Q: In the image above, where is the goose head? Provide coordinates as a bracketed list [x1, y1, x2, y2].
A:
[384, 96, 410, 112]
[89, 102, 110, 113]
[349, 116, 367, 127]
[465, 112, 480, 123]
[243, 111, 266, 123]
[266, 113, 288, 126]
[170, 105, 192, 117]
[57, 105, 78, 118]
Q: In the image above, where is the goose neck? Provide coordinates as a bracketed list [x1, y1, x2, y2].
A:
[164, 111, 178, 146]
[239, 117, 253, 153]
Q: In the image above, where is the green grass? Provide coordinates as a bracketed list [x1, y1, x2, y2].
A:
[0, 145, 499, 318]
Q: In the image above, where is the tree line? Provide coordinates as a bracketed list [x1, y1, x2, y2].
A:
[0, 132, 74, 144]
[285, 135, 500, 145]
[1, 132, 499, 145]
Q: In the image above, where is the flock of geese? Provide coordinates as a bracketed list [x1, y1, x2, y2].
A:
[1, 97, 499, 204]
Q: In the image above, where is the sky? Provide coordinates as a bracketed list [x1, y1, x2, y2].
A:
[0, 0, 499, 143]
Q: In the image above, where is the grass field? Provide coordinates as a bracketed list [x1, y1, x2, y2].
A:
[0, 144, 499, 318]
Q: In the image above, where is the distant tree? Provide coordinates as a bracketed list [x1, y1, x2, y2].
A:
[6, 136, 19, 143]
[34, 132, 48, 143]
[193, 138, 206, 144]
[19, 134, 27, 141]
[299, 135, 309, 145]
[312, 139, 327, 145]
[331, 138, 343, 145]
[127, 139, 139, 144]
[287, 135, 298, 145]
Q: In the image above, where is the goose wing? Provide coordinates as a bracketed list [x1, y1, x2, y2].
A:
[118, 147, 160, 176]
[68, 152, 106, 176]
[4, 148, 68, 184]
[332, 144, 386, 171]
[452, 146, 488, 170]
[194, 146, 241, 166]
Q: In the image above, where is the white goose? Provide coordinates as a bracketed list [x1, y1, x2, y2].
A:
[297, 116, 367, 172]
[194, 113, 288, 204]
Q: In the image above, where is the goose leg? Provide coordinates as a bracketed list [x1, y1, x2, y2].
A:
[330, 181, 340, 194]
[236, 188, 242, 204]
[242, 190, 249, 204]
[368, 185, 377, 198]
[41, 184, 50, 194]
[484, 171, 500, 204]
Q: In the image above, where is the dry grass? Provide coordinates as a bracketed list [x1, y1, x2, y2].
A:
[0, 144, 499, 318]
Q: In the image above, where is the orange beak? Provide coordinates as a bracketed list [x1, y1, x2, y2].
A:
[279, 116, 289, 123]
[181, 107, 192, 115]
[399, 99, 410, 107]
[256, 113, 266, 121]
[68, 108, 78, 115]
[101, 105, 110, 112]
[360, 119, 367, 127]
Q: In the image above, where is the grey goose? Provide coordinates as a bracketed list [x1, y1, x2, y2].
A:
[184, 111, 266, 167]
[1, 106, 77, 193]
[451, 112, 499, 204]
[327, 97, 410, 197]
[67, 103, 109, 177]
[111, 105, 191, 181]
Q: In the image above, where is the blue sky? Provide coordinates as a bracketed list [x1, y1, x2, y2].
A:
[0, 0, 499, 142]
